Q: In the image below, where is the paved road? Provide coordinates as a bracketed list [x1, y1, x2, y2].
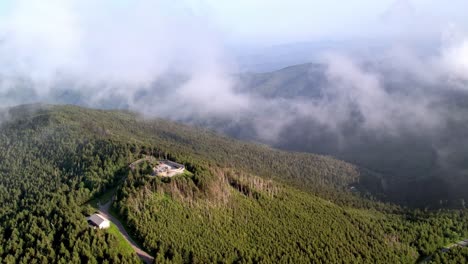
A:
[99, 200, 154, 264]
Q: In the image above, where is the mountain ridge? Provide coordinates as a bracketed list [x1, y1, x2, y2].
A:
[1, 104, 468, 262]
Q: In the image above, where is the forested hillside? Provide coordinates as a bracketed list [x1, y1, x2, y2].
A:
[4, 61, 468, 208]
[0, 105, 140, 263]
[0, 104, 467, 263]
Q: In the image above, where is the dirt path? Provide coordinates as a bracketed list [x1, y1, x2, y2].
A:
[99, 200, 154, 264]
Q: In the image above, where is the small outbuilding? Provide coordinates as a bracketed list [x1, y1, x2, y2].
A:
[87, 214, 111, 229]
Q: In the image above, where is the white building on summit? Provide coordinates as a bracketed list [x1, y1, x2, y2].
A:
[87, 214, 110, 229]
[153, 160, 185, 177]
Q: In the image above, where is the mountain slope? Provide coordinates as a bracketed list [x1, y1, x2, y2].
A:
[116, 169, 418, 263]
[0, 104, 467, 263]
[5, 61, 466, 208]
[236, 63, 326, 99]
[233, 63, 468, 208]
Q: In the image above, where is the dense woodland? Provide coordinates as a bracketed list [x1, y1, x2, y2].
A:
[0, 104, 467, 263]
[430, 247, 468, 264]
[0, 106, 140, 263]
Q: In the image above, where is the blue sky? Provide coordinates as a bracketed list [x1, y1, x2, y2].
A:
[201, 0, 395, 40]
[201, 0, 468, 43]
[0, 1, 12, 15]
[0, 0, 467, 45]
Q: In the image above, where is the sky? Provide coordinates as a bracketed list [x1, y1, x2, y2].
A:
[202, 0, 396, 42]
[207, 0, 468, 44]
[1, 0, 467, 46]
[0, 0, 466, 86]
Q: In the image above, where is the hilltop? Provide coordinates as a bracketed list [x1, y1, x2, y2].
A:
[0, 104, 467, 263]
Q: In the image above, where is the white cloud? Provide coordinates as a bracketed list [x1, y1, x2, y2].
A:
[1, 0, 468, 144]
[0, 0, 249, 119]
[441, 38, 468, 83]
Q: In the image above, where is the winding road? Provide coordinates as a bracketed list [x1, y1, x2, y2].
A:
[99, 200, 154, 264]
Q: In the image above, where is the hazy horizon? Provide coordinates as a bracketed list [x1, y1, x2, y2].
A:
[1, 0, 468, 148]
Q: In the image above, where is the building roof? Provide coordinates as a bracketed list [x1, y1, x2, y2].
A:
[161, 160, 185, 169]
[88, 214, 109, 226]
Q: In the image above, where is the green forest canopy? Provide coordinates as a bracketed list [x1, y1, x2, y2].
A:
[0, 104, 466, 263]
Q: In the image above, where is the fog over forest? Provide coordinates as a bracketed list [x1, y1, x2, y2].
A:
[2, 0, 468, 206]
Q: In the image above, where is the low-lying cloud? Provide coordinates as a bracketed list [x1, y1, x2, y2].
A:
[2, 0, 468, 205]
[0, 0, 247, 119]
[1, 0, 468, 145]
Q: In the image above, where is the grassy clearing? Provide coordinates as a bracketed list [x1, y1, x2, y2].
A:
[106, 223, 136, 256]
[108, 205, 149, 251]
